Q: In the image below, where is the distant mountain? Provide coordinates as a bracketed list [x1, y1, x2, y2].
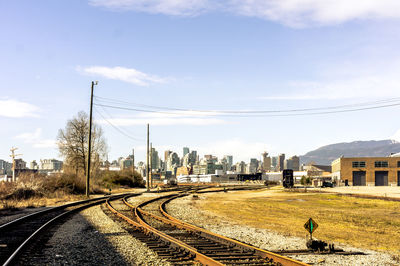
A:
[300, 140, 400, 165]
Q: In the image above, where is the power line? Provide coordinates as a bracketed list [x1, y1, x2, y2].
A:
[94, 95, 400, 114]
[94, 106, 144, 142]
[93, 101, 400, 118]
[97, 104, 146, 141]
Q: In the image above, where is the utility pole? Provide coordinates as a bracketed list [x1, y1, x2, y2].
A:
[132, 148, 135, 176]
[86, 81, 98, 197]
[150, 142, 153, 188]
[10, 147, 22, 182]
[146, 124, 150, 192]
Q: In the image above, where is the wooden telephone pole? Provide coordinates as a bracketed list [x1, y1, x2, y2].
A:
[132, 148, 135, 176]
[86, 81, 98, 197]
[146, 124, 150, 192]
[10, 147, 22, 182]
[150, 142, 153, 188]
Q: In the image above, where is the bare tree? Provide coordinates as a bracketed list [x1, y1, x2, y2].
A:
[57, 111, 107, 177]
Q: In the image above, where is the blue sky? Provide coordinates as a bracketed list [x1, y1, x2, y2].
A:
[1, 0, 400, 164]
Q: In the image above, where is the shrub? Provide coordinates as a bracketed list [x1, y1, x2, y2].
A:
[99, 169, 145, 188]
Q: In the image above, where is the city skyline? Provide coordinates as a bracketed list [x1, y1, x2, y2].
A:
[2, 1, 400, 164]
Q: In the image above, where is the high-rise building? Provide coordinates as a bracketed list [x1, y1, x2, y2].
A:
[190, 150, 197, 165]
[0, 159, 12, 175]
[284, 156, 300, 171]
[291, 155, 300, 171]
[166, 152, 180, 172]
[30, 160, 39, 170]
[247, 158, 259, 174]
[284, 159, 292, 170]
[204, 155, 218, 164]
[40, 159, 63, 171]
[278, 153, 285, 171]
[15, 159, 27, 170]
[262, 152, 271, 172]
[151, 147, 160, 170]
[183, 147, 189, 157]
[182, 153, 190, 167]
[164, 150, 172, 164]
[271, 156, 278, 168]
[235, 161, 246, 174]
[224, 155, 233, 170]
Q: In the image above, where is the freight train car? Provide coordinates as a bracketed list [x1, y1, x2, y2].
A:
[282, 169, 294, 188]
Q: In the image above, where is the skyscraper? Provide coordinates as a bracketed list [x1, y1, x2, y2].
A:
[278, 153, 285, 171]
[262, 152, 271, 172]
[224, 155, 233, 170]
[151, 147, 160, 169]
[164, 150, 172, 164]
[183, 147, 189, 157]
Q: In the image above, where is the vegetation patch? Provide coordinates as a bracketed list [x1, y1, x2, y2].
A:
[198, 189, 400, 255]
[99, 169, 145, 188]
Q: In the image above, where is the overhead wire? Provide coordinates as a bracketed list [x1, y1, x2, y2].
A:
[94, 95, 400, 115]
[93, 101, 400, 118]
[94, 106, 144, 142]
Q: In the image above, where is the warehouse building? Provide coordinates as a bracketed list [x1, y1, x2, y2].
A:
[331, 156, 400, 186]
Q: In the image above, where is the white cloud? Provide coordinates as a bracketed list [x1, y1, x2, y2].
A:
[0, 99, 40, 118]
[89, 0, 211, 16]
[260, 74, 400, 100]
[89, 0, 400, 27]
[229, 0, 400, 27]
[78, 66, 168, 86]
[15, 128, 56, 149]
[33, 139, 57, 149]
[15, 128, 42, 142]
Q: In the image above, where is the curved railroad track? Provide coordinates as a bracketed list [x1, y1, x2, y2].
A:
[0, 193, 133, 266]
[106, 186, 309, 265]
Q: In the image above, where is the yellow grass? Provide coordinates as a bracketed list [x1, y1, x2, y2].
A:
[197, 188, 400, 255]
[0, 187, 141, 210]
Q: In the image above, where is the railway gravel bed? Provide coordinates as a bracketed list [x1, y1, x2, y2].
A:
[167, 194, 399, 266]
[22, 204, 170, 265]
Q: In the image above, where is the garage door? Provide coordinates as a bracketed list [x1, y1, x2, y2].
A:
[352, 171, 366, 186]
[398, 171, 400, 186]
[375, 171, 388, 186]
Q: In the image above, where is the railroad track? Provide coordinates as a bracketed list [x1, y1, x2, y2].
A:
[0, 193, 133, 266]
[106, 187, 308, 265]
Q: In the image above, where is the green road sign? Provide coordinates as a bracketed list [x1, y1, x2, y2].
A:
[304, 218, 318, 234]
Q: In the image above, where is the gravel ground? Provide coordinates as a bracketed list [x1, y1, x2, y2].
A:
[167, 194, 400, 266]
[26, 204, 170, 265]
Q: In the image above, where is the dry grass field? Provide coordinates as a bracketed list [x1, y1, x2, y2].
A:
[197, 188, 400, 255]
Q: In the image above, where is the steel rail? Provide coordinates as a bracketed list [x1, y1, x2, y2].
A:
[1, 195, 129, 266]
[134, 191, 306, 266]
[106, 195, 223, 266]
[0, 194, 122, 230]
[159, 194, 309, 266]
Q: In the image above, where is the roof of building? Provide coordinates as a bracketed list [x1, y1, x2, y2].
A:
[312, 165, 332, 172]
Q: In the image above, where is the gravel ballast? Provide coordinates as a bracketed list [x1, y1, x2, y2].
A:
[167, 194, 399, 266]
[26, 204, 170, 265]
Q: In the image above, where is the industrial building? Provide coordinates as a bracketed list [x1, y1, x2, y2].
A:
[331, 156, 400, 186]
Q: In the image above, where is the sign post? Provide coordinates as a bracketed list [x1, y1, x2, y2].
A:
[304, 218, 318, 240]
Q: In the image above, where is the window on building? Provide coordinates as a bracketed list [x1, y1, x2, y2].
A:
[375, 161, 388, 168]
[352, 161, 366, 168]
[398, 161, 400, 167]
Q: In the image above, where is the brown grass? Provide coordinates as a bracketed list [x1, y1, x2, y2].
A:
[197, 188, 400, 255]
